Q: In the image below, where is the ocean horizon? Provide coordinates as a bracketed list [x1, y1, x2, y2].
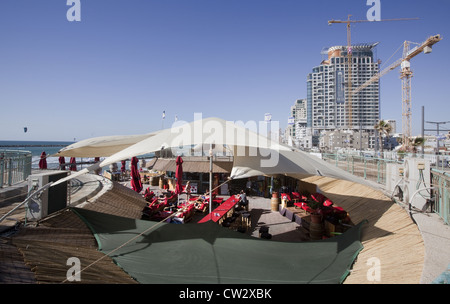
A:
[0, 140, 89, 170]
[0, 140, 154, 170]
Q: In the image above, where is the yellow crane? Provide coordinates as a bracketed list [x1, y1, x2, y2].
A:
[352, 34, 442, 150]
[328, 15, 418, 129]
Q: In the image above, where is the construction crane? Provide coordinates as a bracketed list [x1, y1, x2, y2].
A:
[328, 15, 418, 129]
[352, 34, 442, 150]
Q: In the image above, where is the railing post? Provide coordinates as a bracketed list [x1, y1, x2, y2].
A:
[0, 158, 4, 188]
[377, 160, 381, 184]
[364, 157, 367, 180]
[346, 154, 349, 172]
[444, 178, 449, 225]
[351, 156, 354, 175]
[7, 158, 13, 186]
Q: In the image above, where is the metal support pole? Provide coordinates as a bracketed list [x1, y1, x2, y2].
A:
[364, 158, 367, 180]
[377, 160, 381, 184]
[421, 106, 425, 156]
[0, 158, 4, 188]
[209, 144, 213, 214]
[351, 156, 354, 175]
[8, 158, 12, 186]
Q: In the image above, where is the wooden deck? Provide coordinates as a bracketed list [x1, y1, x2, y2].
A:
[299, 175, 424, 284]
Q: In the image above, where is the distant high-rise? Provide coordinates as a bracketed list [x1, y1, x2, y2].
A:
[285, 99, 308, 147]
[307, 43, 380, 148]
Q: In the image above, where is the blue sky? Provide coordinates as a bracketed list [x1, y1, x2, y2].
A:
[0, 0, 448, 141]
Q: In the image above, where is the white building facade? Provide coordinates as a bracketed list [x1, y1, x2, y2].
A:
[307, 43, 380, 148]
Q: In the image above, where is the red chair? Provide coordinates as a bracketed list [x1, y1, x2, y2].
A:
[281, 193, 291, 201]
[292, 192, 301, 199]
[294, 201, 312, 213]
[213, 197, 224, 205]
[194, 201, 208, 213]
[323, 198, 334, 207]
[311, 193, 326, 204]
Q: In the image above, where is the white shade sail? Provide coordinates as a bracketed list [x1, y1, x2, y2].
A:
[52, 117, 376, 189]
[54, 133, 157, 157]
[96, 117, 289, 169]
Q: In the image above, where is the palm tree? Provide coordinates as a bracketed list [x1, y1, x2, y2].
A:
[374, 120, 393, 153]
[410, 137, 425, 155]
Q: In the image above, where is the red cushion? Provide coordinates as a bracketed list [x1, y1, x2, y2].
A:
[281, 193, 291, 200]
[311, 193, 326, 204]
[323, 199, 333, 207]
[333, 206, 345, 213]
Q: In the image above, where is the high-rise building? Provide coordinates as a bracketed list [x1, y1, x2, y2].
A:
[285, 99, 308, 147]
[307, 43, 380, 148]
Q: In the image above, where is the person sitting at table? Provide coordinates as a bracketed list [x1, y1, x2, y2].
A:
[238, 190, 249, 210]
[184, 181, 191, 200]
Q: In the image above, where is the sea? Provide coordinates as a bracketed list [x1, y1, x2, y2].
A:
[0, 140, 155, 170]
[0, 140, 81, 169]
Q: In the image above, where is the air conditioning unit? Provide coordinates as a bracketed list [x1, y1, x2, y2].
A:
[403, 157, 431, 211]
[386, 162, 404, 195]
[26, 170, 68, 221]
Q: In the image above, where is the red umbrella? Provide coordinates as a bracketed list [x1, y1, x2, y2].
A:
[39, 151, 47, 169]
[59, 156, 66, 170]
[130, 157, 142, 193]
[70, 157, 77, 171]
[175, 156, 183, 195]
[121, 160, 126, 174]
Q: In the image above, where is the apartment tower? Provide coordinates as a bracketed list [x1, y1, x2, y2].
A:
[307, 43, 380, 148]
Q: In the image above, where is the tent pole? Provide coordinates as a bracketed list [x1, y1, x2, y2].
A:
[209, 144, 213, 214]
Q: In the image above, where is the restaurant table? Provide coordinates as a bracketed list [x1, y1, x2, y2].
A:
[198, 196, 239, 223]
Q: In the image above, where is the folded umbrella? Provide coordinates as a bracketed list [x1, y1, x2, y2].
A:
[130, 156, 142, 193]
[39, 152, 47, 169]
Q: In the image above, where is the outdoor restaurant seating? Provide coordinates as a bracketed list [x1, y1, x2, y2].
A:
[142, 197, 168, 218]
[193, 200, 208, 213]
[173, 203, 196, 223]
[143, 188, 155, 202]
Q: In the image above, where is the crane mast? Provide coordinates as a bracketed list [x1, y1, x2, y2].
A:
[328, 16, 418, 130]
[352, 34, 442, 150]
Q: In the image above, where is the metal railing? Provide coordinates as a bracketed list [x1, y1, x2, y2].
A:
[0, 150, 32, 187]
[321, 152, 450, 225]
[322, 153, 401, 185]
[431, 169, 450, 225]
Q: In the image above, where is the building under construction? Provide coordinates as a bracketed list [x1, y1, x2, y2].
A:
[307, 43, 380, 148]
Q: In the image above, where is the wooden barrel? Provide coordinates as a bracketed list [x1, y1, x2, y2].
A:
[309, 222, 324, 240]
[270, 197, 280, 211]
[150, 176, 159, 186]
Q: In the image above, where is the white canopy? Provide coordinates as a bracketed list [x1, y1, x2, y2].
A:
[230, 146, 375, 186]
[54, 133, 157, 157]
[95, 117, 289, 169]
[52, 117, 375, 188]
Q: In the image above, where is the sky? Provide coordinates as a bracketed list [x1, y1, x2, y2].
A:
[0, 0, 448, 141]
